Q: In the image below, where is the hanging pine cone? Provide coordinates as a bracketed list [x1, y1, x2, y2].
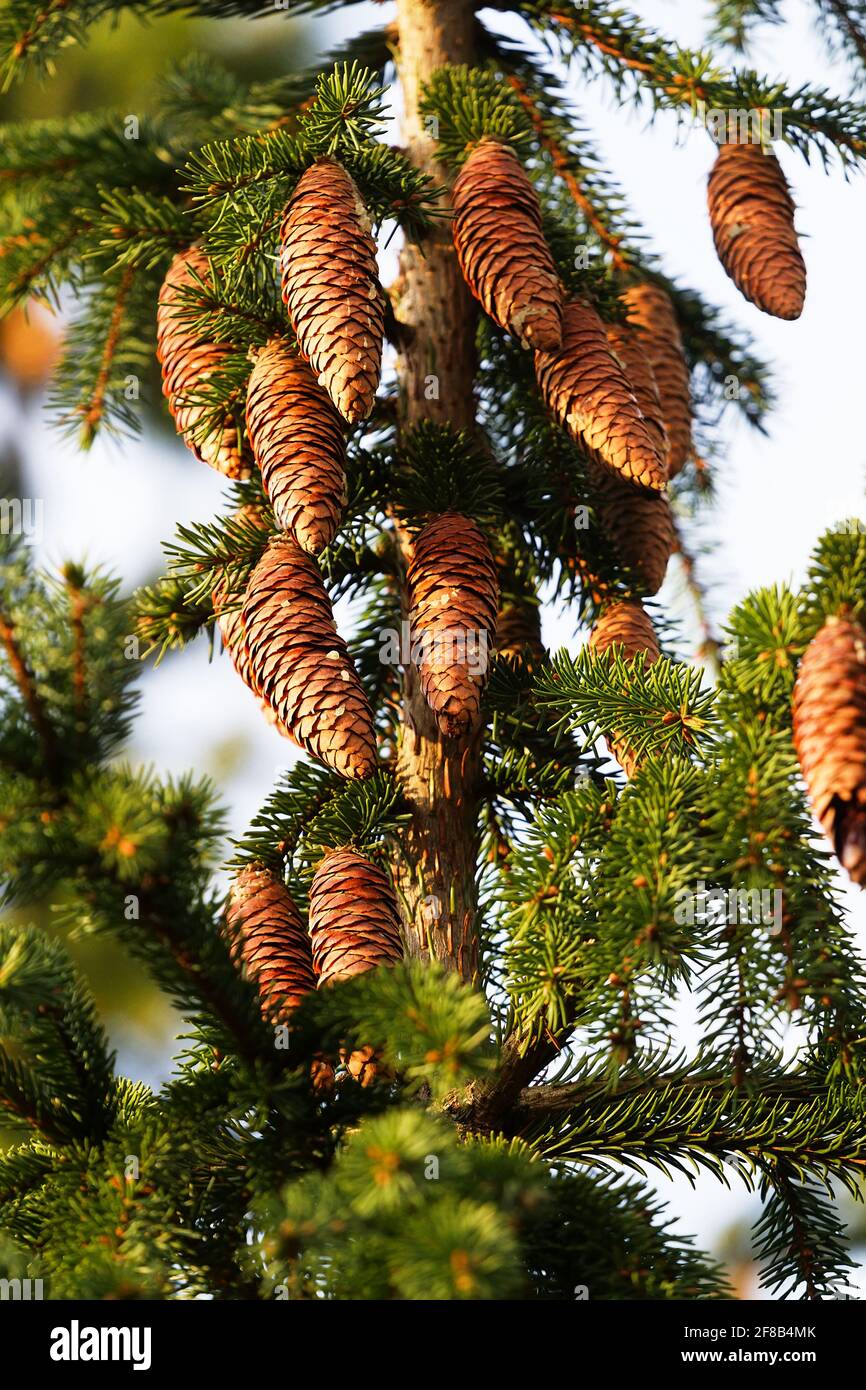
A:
[226, 863, 315, 1022]
[242, 536, 377, 779]
[452, 138, 564, 350]
[246, 337, 347, 555]
[280, 158, 385, 424]
[156, 248, 248, 479]
[793, 615, 866, 886]
[621, 284, 692, 478]
[309, 848, 403, 986]
[588, 465, 676, 596]
[535, 299, 667, 491]
[604, 321, 669, 473]
[707, 143, 806, 321]
[407, 512, 499, 738]
[212, 505, 296, 743]
[589, 600, 660, 778]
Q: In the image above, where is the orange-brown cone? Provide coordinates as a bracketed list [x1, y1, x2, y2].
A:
[621, 284, 692, 478]
[707, 143, 806, 321]
[589, 600, 660, 778]
[793, 615, 866, 886]
[242, 536, 377, 779]
[309, 848, 403, 987]
[407, 513, 500, 738]
[535, 299, 667, 491]
[213, 507, 298, 745]
[588, 463, 676, 597]
[604, 321, 669, 473]
[225, 863, 315, 1022]
[280, 158, 385, 424]
[246, 337, 347, 555]
[452, 138, 564, 350]
[156, 248, 248, 479]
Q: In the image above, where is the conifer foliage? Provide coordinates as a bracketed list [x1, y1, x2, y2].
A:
[2, 0, 866, 1305]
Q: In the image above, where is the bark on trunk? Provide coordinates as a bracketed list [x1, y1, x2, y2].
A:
[392, 0, 481, 980]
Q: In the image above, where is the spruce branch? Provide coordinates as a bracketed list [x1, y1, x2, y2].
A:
[534, 647, 717, 763]
[709, 0, 785, 52]
[511, 0, 866, 165]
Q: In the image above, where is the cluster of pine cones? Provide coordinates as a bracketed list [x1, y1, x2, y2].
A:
[226, 850, 402, 1084]
[154, 128, 816, 1026]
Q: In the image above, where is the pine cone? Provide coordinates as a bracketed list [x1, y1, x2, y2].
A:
[589, 464, 676, 596]
[452, 138, 564, 350]
[590, 600, 660, 778]
[246, 338, 347, 555]
[309, 848, 403, 986]
[621, 284, 692, 478]
[242, 536, 377, 779]
[212, 507, 297, 743]
[707, 143, 806, 321]
[793, 615, 866, 886]
[605, 321, 669, 472]
[535, 299, 667, 491]
[280, 158, 385, 424]
[156, 248, 248, 479]
[226, 863, 315, 1022]
[407, 513, 500, 738]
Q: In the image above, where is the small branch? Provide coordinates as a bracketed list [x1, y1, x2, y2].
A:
[78, 265, 136, 444]
[0, 606, 59, 772]
[821, 0, 866, 68]
[672, 519, 723, 676]
[504, 72, 631, 272]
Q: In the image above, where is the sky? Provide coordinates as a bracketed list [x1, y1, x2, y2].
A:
[2, 0, 865, 1292]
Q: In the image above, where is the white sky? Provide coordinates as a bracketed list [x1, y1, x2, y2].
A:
[2, 0, 865, 1291]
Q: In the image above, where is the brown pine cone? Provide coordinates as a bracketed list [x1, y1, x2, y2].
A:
[793, 615, 866, 886]
[452, 138, 564, 350]
[246, 338, 347, 555]
[242, 536, 377, 779]
[707, 143, 806, 321]
[407, 512, 500, 738]
[535, 299, 667, 491]
[309, 848, 403, 986]
[589, 600, 660, 778]
[589, 463, 676, 596]
[156, 248, 248, 479]
[280, 159, 385, 424]
[226, 863, 315, 1022]
[621, 284, 692, 478]
[212, 507, 297, 744]
[605, 321, 669, 472]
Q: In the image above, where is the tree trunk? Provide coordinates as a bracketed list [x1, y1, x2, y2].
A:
[392, 0, 481, 980]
